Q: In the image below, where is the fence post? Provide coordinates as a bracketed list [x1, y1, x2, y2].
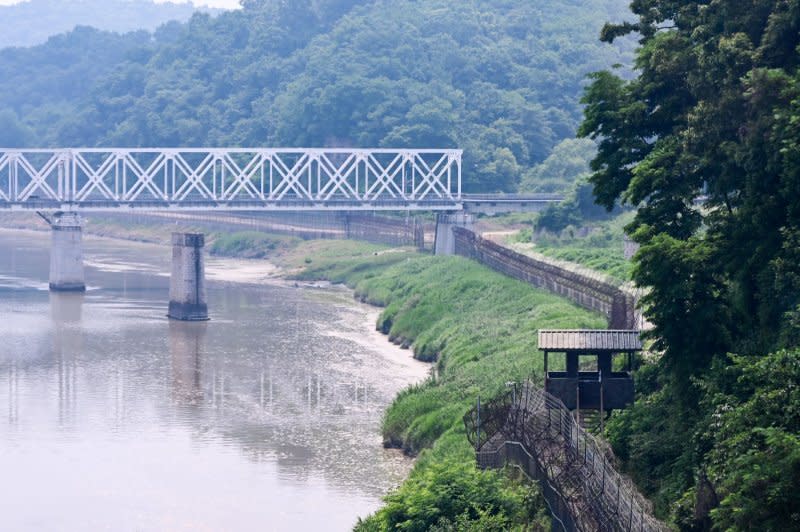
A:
[600, 370, 605, 433]
[601, 460, 606, 495]
[629, 487, 635, 530]
[476, 395, 481, 452]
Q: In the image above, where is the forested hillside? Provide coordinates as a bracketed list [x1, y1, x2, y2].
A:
[0, 28, 158, 148]
[0, 0, 633, 191]
[0, 0, 220, 50]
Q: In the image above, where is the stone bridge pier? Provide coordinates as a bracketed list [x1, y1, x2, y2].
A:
[168, 233, 209, 321]
[49, 212, 85, 292]
[434, 213, 474, 255]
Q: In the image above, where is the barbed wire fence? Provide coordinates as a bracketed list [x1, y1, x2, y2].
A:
[464, 382, 666, 532]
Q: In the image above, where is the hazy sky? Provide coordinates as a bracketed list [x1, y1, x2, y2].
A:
[0, 0, 241, 8]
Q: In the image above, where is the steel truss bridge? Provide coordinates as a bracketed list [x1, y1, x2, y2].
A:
[0, 148, 564, 212]
[0, 148, 465, 211]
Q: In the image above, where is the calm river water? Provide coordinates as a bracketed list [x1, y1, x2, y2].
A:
[0, 229, 428, 531]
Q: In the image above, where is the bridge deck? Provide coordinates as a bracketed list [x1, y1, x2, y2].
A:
[1, 199, 465, 212]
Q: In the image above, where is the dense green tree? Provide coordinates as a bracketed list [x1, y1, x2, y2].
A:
[534, 180, 622, 234]
[0, 110, 34, 147]
[583, 2, 800, 528]
[580, 0, 800, 377]
[700, 350, 800, 530]
[356, 458, 537, 531]
[519, 138, 596, 193]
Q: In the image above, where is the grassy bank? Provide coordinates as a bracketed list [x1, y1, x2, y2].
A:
[293, 247, 605, 529]
[208, 231, 299, 258]
[501, 212, 634, 283]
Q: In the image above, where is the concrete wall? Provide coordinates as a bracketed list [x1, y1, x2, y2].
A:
[452, 227, 636, 328]
[434, 213, 474, 255]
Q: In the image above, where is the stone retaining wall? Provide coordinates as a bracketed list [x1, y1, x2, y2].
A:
[453, 227, 635, 328]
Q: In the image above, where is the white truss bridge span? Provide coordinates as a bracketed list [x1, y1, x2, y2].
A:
[0, 148, 462, 211]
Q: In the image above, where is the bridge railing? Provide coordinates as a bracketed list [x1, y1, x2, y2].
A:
[460, 193, 564, 202]
[0, 148, 461, 208]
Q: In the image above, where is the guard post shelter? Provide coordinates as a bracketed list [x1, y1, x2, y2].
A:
[538, 329, 641, 412]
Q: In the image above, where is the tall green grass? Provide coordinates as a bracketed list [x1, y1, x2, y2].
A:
[208, 231, 299, 258]
[344, 256, 605, 452]
[515, 212, 635, 283]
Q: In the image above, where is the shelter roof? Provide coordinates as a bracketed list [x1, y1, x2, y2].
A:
[538, 329, 642, 352]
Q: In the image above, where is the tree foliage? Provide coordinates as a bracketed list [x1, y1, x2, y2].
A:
[583, 2, 800, 529]
[580, 0, 800, 377]
[701, 350, 800, 530]
[518, 137, 597, 194]
[355, 456, 543, 532]
[534, 180, 622, 234]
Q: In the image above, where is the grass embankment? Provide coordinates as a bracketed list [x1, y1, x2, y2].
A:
[207, 231, 299, 258]
[505, 212, 634, 284]
[293, 246, 605, 529]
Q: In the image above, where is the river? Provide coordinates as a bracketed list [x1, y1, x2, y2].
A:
[0, 229, 429, 531]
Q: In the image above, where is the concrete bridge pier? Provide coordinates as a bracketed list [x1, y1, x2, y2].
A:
[49, 212, 86, 292]
[168, 233, 209, 321]
[434, 213, 474, 255]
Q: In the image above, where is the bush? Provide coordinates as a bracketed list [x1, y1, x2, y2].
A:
[356, 457, 544, 532]
[607, 348, 800, 529]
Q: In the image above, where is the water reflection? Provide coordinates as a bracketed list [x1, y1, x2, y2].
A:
[50, 291, 84, 322]
[6, 359, 18, 425]
[169, 320, 205, 405]
[0, 230, 426, 530]
[51, 292, 83, 426]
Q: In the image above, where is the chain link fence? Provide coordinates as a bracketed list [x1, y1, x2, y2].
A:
[464, 382, 666, 532]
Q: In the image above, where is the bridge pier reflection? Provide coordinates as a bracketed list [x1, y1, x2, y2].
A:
[50, 291, 84, 424]
[169, 320, 206, 404]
